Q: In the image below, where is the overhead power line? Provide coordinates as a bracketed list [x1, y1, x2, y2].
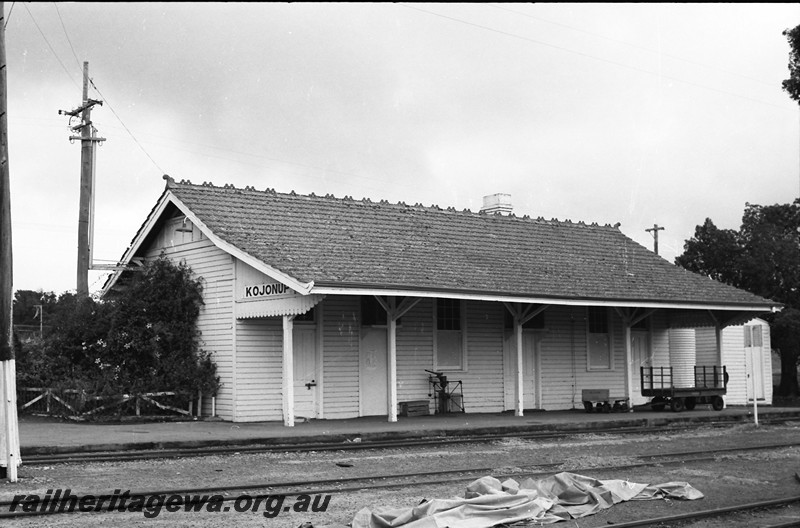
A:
[489, 4, 773, 88]
[52, 2, 82, 73]
[23, 2, 166, 175]
[4, 2, 13, 29]
[400, 4, 787, 111]
[88, 78, 165, 174]
[21, 2, 79, 90]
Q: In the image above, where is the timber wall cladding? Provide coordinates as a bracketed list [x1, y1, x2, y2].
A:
[234, 317, 282, 421]
[323, 295, 360, 419]
[145, 232, 236, 419]
[535, 306, 626, 411]
[396, 298, 434, 408]
[461, 301, 505, 413]
[538, 306, 585, 410]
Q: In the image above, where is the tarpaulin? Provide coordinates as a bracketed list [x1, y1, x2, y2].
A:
[351, 472, 704, 528]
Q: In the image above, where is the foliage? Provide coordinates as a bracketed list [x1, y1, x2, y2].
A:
[13, 289, 58, 328]
[782, 25, 800, 104]
[15, 255, 220, 414]
[676, 199, 800, 396]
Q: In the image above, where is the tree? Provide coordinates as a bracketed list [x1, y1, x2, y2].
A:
[782, 25, 800, 103]
[12, 289, 58, 338]
[675, 219, 742, 286]
[676, 199, 800, 397]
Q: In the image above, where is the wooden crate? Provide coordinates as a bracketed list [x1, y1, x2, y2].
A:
[581, 389, 610, 402]
[399, 400, 430, 417]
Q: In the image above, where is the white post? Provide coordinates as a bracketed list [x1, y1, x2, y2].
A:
[515, 317, 523, 417]
[750, 346, 759, 427]
[715, 324, 726, 410]
[388, 309, 398, 422]
[623, 321, 633, 411]
[283, 315, 295, 427]
[2, 361, 18, 481]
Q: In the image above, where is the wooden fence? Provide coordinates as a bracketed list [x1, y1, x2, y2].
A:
[18, 387, 213, 419]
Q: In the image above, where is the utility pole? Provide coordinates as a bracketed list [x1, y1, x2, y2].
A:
[645, 224, 665, 255]
[60, 62, 104, 297]
[0, 1, 21, 482]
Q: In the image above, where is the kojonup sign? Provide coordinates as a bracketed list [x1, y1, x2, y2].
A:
[244, 282, 293, 299]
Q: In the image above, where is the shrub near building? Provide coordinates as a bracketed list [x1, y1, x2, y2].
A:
[16, 255, 220, 416]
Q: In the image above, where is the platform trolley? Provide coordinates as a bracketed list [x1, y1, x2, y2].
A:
[641, 366, 728, 412]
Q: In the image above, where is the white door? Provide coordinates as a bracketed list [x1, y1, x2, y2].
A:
[631, 331, 652, 406]
[292, 326, 318, 419]
[503, 331, 537, 410]
[745, 325, 766, 401]
[360, 327, 388, 416]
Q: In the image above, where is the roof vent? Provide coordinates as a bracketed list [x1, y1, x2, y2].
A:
[480, 193, 513, 215]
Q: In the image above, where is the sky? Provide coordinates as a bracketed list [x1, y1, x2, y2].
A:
[5, 3, 800, 296]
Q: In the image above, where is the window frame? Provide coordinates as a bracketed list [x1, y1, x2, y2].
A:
[359, 296, 402, 327]
[433, 298, 467, 371]
[586, 306, 614, 371]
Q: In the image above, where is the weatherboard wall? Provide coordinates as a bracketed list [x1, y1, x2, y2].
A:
[143, 226, 236, 420]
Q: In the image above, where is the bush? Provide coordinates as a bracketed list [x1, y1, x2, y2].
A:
[16, 255, 220, 415]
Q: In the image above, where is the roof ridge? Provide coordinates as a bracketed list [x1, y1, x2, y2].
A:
[162, 175, 621, 229]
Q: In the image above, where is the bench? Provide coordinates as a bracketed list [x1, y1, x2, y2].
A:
[581, 389, 629, 413]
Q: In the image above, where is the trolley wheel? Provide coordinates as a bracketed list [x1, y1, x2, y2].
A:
[583, 401, 593, 413]
[684, 397, 697, 411]
[670, 397, 685, 413]
[711, 395, 724, 411]
[595, 402, 604, 412]
[651, 397, 666, 412]
[612, 402, 621, 412]
[601, 402, 612, 414]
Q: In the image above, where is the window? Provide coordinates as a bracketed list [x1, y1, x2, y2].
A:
[361, 296, 387, 326]
[435, 299, 465, 370]
[360, 296, 402, 326]
[632, 315, 649, 330]
[162, 216, 199, 247]
[295, 307, 316, 323]
[744, 325, 762, 347]
[587, 306, 612, 370]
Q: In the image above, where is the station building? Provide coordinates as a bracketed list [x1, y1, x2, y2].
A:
[102, 177, 780, 424]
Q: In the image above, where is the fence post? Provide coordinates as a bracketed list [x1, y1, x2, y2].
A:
[46, 389, 50, 414]
[135, 396, 140, 417]
[197, 390, 202, 418]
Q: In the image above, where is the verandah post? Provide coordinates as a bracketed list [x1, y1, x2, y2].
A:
[283, 314, 295, 426]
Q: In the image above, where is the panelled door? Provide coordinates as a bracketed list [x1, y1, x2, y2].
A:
[360, 327, 388, 416]
[744, 325, 766, 402]
[292, 325, 318, 419]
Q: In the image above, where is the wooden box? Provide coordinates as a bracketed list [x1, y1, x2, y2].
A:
[581, 389, 610, 402]
[399, 400, 430, 417]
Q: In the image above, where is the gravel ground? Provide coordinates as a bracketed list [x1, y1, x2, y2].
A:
[2, 422, 799, 527]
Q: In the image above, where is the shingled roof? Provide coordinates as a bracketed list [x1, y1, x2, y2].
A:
[108, 177, 777, 312]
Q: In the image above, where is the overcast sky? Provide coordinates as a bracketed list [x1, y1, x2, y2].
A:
[6, 3, 800, 295]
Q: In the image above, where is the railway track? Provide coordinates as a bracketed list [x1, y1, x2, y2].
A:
[598, 497, 800, 528]
[2, 439, 798, 521]
[22, 416, 795, 466]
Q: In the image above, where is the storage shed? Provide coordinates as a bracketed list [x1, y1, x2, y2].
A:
[102, 177, 781, 424]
